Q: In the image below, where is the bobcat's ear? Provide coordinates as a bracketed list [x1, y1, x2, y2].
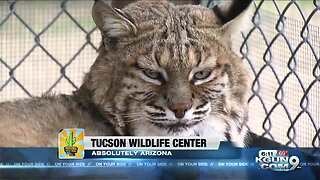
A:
[212, 0, 253, 40]
[92, 0, 137, 38]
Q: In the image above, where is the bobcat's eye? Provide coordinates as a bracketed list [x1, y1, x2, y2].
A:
[138, 67, 167, 85]
[193, 70, 211, 80]
[142, 69, 163, 80]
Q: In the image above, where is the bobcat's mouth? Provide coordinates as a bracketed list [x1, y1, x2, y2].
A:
[151, 120, 202, 131]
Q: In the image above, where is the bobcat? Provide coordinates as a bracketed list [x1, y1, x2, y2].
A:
[0, 0, 252, 147]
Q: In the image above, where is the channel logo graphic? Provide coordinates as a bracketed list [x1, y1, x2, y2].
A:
[58, 129, 84, 159]
[255, 150, 301, 171]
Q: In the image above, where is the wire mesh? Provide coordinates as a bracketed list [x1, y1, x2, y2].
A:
[225, 0, 320, 148]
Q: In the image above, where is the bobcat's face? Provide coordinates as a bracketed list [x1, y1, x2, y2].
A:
[120, 42, 230, 134]
[87, 0, 251, 143]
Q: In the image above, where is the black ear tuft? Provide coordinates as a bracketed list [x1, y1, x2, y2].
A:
[212, 0, 253, 25]
[111, 0, 132, 9]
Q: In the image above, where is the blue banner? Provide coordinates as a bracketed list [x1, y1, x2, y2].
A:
[0, 143, 319, 179]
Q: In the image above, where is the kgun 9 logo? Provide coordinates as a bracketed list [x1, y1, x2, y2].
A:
[255, 150, 300, 171]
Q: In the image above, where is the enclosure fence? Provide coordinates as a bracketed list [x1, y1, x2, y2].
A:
[0, 0, 319, 147]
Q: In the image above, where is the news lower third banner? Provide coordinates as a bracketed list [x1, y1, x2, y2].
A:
[84, 136, 223, 159]
[0, 128, 319, 179]
[58, 128, 222, 159]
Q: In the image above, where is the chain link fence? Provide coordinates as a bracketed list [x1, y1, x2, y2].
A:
[0, 0, 319, 147]
[239, 0, 320, 148]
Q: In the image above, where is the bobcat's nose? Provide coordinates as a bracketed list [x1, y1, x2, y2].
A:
[168, 103, 192, 119]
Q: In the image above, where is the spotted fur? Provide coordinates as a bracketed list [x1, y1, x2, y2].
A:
[86, 0, 252, 146]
